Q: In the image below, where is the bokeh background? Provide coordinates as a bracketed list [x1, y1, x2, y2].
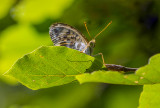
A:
[0, 0, 159, 108]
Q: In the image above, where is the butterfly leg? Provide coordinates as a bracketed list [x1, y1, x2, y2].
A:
[92, 53, 106, 64]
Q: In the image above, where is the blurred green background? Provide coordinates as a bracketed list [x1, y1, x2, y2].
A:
[0, 0, 159, 108]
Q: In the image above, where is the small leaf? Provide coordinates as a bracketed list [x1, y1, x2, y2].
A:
[4, 46, 100, 90]
[138, 84, 160, 108]
[76, 54, 160, 85]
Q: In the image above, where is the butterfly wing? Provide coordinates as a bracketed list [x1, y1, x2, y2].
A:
[49, 23, 91, 55]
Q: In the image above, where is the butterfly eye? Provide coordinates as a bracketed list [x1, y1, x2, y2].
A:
[89, 41, 95, 48]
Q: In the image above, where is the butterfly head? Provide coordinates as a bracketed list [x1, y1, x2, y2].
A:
[89, 39, 96, 48]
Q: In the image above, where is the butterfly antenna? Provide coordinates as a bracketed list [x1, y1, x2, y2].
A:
[94, 21, 112, 39]
[84, 22, 92, 39]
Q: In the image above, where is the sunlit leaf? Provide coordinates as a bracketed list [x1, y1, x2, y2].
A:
[0, 24, 51, 84]
[138, 84, 160, 108]
[4, 46, 101, 90]
[76, 54, 160, 85]
[11, 0, 74, 24]
[0, 0, 16, 19]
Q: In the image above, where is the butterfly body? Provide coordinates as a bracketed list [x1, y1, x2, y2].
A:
[49, 23, 93, 55]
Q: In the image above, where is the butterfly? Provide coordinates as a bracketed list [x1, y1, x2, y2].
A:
[49, 21, 112, 55]
[49, 21, 138, 72]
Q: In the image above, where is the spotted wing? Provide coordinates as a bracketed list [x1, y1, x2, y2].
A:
[49, 23, 91, 55]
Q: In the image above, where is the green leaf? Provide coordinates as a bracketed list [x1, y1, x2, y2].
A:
[0, 0, 15, 19]
[76, 54, 160, 85]
[0, 24, 50, 84]
[4, 46, 101, 90]
[12, 0, 74, 23]
[138, 84, 160, 108]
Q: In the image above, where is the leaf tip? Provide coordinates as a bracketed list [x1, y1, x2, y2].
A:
[76, 75, 84, 84]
